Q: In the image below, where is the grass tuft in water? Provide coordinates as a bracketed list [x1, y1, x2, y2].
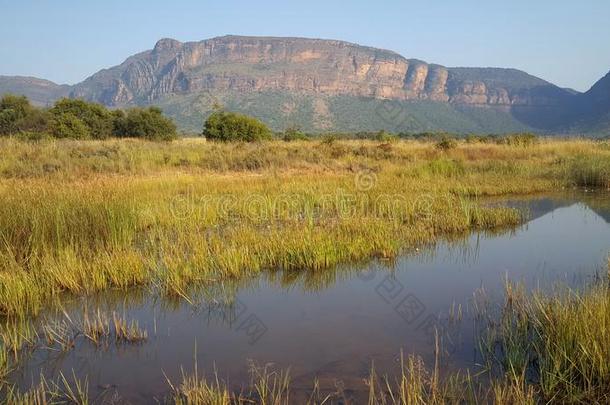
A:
[478, 275, 610, 403]
[112, 312, 148, 343]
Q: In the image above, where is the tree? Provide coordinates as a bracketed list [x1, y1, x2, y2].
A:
[50, 98, 113, 139]
[113, 107, 177, 141]
[16, 108, 52, 133]
[203, 111, 272, 142]
[49, 112, 90, 139]
[0, 94, 35, 135]
[0, 95, 178, 140]
[281, 126, 309, 141]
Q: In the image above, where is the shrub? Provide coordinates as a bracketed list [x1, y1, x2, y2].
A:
[0, 94, 47, 135]
[15, 131, 53, 142]
[203, 111, 272, 142]
[320, 134, 338, 145]
[374, 130, 398, 143]
[114, 107, 177, 141]
[50, 98, 113, 139]
[422, 158, 466, 178]
[281, 126, 309, 141]
[435, 136, 458, 151]
[0, 95, 180, 140]
[500, 133, 538, 147]
[49, 112, 90, 139]
[17, 108, 52, 133]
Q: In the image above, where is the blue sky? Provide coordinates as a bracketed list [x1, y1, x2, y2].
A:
[1, 0, 609, 91]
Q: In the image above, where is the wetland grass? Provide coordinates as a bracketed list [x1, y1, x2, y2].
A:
[169, 363, 291, 405]
[111, 312, 148, 343]
[568, 155, 610, 188]
[476, 266, 610, 403]
[171, 370, 233, 405]
[0, 319, 37, 357]
[42, 319, 75, 351]
[0, 138, 607, 317]
[1, 137, 610, 403]
[1, 372, 89, 405]
[0, 345, 8, 382]
[168, 258, 610, 404]
[81, 309, 110, 345]
[1, 139, 550, 317]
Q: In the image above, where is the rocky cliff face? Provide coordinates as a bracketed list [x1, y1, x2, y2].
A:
[68, 36, 573, 108]
[2, 35, 608, 134]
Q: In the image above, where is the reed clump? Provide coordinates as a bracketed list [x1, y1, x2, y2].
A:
[112, 312, 148, 343]
[172, 371, 233, 405]
[169, 362, 290, 405]
[478, 276, 610, 403]
[0, 344, 8, 382]
[81, 309, 110, 345]
[568, 155, 610, 188]
[1, 372, 89, 405]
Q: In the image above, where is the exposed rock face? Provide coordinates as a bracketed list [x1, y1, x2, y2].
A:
[67, 36, 573, 108]
[3, 36, 609, 134]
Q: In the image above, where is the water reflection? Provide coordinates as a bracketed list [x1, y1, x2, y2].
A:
[4, 191, 610, 403]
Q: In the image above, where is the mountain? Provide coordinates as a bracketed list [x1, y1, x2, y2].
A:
[568, 72, 610, 133]
[0, 76, 70, 106]
[1, 35, 609, 135]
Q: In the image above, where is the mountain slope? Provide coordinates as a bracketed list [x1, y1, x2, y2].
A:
[0, 76, 70, 106]
[0, 35, 608, 134]
[67, 36, 574, 109]
[578, 71, 610, 133]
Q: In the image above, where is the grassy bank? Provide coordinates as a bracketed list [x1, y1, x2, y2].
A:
[0, 138, 609, 318]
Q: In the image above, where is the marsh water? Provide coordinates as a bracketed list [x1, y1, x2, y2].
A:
[7, 191, 610, 403]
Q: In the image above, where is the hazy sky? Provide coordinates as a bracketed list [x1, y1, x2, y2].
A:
[1, 0, 609, 91]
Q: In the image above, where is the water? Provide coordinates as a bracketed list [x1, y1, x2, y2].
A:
[7, 191, 610, 403]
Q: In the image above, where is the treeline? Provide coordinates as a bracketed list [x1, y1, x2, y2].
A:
[2, 95, 589, 144]
[0, 95, 177, 140]
[275, 128, 542, 146]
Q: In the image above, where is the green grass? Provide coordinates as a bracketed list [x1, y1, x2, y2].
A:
[0, 137, 609, 402]
[1, 372, 89, 405]
[0, 345, 8, 383]
[166, 350, 535, 404]
[568, 155, 610, 188]
[0, 138, 608, 318]
[169, 362, 290, 405]
[480, 279, 610, 403]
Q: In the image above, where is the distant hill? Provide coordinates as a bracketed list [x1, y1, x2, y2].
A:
[1, 35, 609, 135]
[0, 76, 69, 106]
[567, 72, 610, 134]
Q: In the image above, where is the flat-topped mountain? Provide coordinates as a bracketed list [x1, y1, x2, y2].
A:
[1, 36, 609, 134]
[67, 36, 572, 107]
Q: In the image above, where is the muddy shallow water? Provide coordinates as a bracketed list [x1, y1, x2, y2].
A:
[7, 191, 610, 403]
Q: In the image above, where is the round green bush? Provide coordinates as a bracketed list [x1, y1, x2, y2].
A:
[203, 111, 272, 142]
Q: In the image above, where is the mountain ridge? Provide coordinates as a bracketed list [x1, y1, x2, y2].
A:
[1, 35, 608, 135]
